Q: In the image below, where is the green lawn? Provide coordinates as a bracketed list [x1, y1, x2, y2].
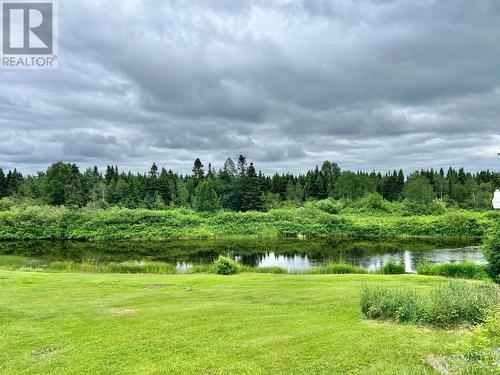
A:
[0, 272, 465, 374]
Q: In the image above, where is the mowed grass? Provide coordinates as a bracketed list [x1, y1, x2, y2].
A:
[0, 272, 465, 374]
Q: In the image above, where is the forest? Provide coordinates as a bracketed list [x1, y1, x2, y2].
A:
[0, 156, 498, 213]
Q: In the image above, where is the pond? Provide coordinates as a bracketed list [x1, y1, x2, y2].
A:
[0, 237, 485, 273]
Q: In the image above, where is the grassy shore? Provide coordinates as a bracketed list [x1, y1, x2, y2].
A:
[0, 205, 495, 240]
[0, 271, 473, 374]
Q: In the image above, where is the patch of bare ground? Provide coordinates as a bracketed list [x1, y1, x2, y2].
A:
[108, 307, 136, 315]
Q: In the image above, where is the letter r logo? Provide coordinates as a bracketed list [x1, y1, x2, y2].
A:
[2, 2, 53, 54]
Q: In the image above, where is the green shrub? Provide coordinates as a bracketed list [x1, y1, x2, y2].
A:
[0, 197, 15, 212]
[310, 263, 367, 274]
[401, 199, 447, 216]
[361, 282, 499, 327]
[379, 262, 405, 274]
[429, 199, 447, 215]
[314, 199, 343, 214]
[364, 192, 391, 212]
[483, 230, 500, 283]
[212, 255, 239, 275]
[417, 262, 489, 280]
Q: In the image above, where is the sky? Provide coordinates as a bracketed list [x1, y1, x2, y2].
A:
[1, 0, 500, 175]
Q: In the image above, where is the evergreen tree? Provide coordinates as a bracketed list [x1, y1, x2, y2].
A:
[206, 163, 215, 179]
[6, 169, 23, 195]
[237, 155, 247, 177]
[192, 158, 205, 184]
[240, 163, 262, 211]
[149, 163, 159, 179]
[65, 164, 86, 207]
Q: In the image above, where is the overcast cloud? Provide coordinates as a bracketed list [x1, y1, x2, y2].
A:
[1, 0, 500, 175]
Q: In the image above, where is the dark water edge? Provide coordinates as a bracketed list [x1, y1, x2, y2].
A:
[0, 237, 485, 273]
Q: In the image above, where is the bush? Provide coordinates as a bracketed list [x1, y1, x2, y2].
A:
[361, 281, 500, 327]
[483, 230, 500, 283]
[315, 198, 344, 214]
[429, 199, 447, 215]
[401, 199, 446, 216]
[212, 255, 239, 275]
[310, 262, 367, 274]
[417, 262, 490, 280]
[365, 192, 391, 212]
[379, 262, 405, 274]
[0, 197, 15, 212]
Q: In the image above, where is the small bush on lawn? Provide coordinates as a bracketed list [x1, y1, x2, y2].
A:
[310, 263, 367, 275]
[361, 281, 500, 327]
[379, 262, 405, 274]
[212, 255, 239, 275]
[417, 262, 490, 280]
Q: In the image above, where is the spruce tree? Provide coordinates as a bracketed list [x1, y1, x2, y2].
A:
[240, 163, 262, 211]
[192, 158, 205, 184]
[237, 155, 247, 177]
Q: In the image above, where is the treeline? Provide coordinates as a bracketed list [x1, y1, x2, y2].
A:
[0, 156, 498, 212]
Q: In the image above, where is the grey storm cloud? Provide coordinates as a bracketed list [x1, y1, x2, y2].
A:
[1, 0, 500, 175]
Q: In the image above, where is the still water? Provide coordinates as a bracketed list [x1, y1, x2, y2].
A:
[0, 237, 485, 273]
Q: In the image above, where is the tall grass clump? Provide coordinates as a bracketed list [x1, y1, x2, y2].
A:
[360, 287, 426, 323]
[104, 261, 176, 274]
[379, 262, 405, 274]
[0, 255, 44, 270]
[309, 262, 367, 275]
[417, 262, 490, 280]
[361, 281, 499, 327]
[211, 255, 239, 275]
[426, 282, 499, 327]
[248, 266, 287, 274]
[42, 260, 177, 274]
